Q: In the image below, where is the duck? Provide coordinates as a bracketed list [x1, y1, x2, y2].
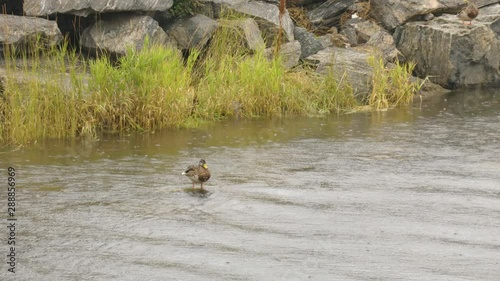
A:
[182, 159, 211, 189]
[458, 1, 479, 25]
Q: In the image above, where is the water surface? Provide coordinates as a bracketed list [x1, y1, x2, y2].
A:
[1, 88, 500, 280]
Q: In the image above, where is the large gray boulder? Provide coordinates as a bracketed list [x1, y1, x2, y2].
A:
[306, 47, 374, 98]
[165, 14, 218, 50]
[0, 15, 62, 52]
[394, 4, 500, 88]
[294, 26, 325, 58]
[231, 1, 295, 43]
[370, 0, 462, 30]
[221, 18, 265, 50]
[80, 14, 172, 55]
[307, 0, 355, 29]
[266, 40, 302, 69]
[24, 0, 173, 17]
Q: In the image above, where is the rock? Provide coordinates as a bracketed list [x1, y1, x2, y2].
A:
[339, 27, 357, 46]
[366, 30, 402, 63]
[266, 40, 302, 69]
[165, 14, 218, 50]
[231, 1, 295, 43]
[394, 7, 500, 88]
[307, 0, 355, 29]
[370, 0, 464, 30]
[0, 15, 62, 52]
[353, 20, 385, 44]
[413, 77, 451, 102]
[287, 0, 324, 7]
[222, 18, 265, 51]
[293, 26, 325, 58]
[81, 14, 172, 55]
[306, 47, 374, 98]
[24, 0, 174, 17]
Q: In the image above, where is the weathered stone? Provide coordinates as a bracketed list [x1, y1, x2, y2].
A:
[222, 18, 265, 51]
[275, 40, 302, 69]
[334, 26, 358, 46]
[352, 20, 384, 44]
[366, 30, 402, 63]
[294, 26, 325, 58]
[306, 47, 374, 98]
[394, 6, 500, 88]
[81, 14, 171, 55]
[288, 0, 325, 7]
[0, 15, 62, 52]
[370, 0, 462, 30]
[165, 14, 218, 50]
[308, 0, 355, 29]
[24, 0, 174, 17]
[231, 1, 295, 42]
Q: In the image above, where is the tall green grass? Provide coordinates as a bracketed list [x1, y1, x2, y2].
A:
[1, 39, 84, 143]
[368, 56, 419, 110]
[86, 44, 196, 132]
[0, 24, 420, 144]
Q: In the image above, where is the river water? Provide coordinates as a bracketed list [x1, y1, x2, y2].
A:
[1, 88, 500, 280]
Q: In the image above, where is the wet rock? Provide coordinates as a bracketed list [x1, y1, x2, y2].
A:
[307, 0, 355, 29]
[394, 6, 500, 88]
[24, 0, 174, 17]
[231, 1, 295, 43]
[0, 15, 62, 52]
[266, 40, 302, 69]
[165, 14, 218, 50]
[413, 77, 451, 102]
[293, 26, 325, 58]
[80, 14, 171, 55]
[222, 18, 265, 51]
[306, 47, 374, 98]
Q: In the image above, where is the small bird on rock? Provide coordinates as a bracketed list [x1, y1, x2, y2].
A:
[182, 159, 211, 189]
[458, 0, 479, 25]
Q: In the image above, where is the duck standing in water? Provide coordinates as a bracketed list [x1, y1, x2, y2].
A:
[458, 1, 479, 25]
[182, 159, 211, 189]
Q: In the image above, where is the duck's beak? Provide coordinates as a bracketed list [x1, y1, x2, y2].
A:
[203, 164, 208, 169]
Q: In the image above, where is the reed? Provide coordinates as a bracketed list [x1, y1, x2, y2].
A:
[86, 43, 196, 132]
[0, 24, 421, 144]
[368, 56, 420, 110]
[1, 38, 84, 143]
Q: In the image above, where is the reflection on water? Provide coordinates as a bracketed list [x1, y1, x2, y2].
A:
[1, 88, 499, 280]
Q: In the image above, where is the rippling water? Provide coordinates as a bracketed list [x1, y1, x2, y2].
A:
[1, 88, 500, 280]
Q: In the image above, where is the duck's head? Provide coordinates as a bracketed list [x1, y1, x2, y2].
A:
[199, 159, 208, 169]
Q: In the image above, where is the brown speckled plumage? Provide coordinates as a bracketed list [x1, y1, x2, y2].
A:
[182, 159, 211, 189]
[458, 1, 479, 25]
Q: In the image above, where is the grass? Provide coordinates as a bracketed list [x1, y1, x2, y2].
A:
[0, 23, 420, 144]
[368, 56, 420, 110]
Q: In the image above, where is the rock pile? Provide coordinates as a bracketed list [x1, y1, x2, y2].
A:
[1, 0, 499, 95]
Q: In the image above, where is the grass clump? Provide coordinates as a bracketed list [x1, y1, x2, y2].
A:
[86, 44, 196, 133]
[368, 56, 420, 110]
[0, 39, 84, 143]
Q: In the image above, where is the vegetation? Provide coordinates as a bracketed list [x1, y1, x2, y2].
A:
[0, 22, 421, 144]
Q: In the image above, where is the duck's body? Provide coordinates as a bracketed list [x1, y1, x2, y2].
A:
[182, 159, 211, 189]
[458, 2, 479, 25]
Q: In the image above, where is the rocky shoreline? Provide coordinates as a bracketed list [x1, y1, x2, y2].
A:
[1, 0, 499, 98]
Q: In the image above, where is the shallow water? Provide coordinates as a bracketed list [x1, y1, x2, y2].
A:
[1, 88, 500, 280]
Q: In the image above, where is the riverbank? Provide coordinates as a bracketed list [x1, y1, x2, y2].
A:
[0, 31, 420, 144]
